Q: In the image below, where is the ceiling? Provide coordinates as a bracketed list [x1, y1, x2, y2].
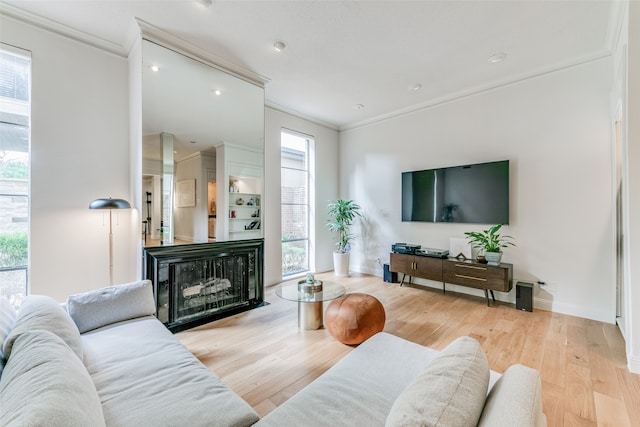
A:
[1, 0, 619, 130]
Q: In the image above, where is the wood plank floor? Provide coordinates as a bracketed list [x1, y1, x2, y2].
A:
[176, 272, 640, 426]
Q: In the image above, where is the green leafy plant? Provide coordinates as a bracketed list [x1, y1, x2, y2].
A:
[0, 232, 28, 267]
[464, 224, 515, 253]
[326, 199, 362, 253]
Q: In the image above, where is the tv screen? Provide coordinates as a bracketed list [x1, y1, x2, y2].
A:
[401, 160, 509, 224]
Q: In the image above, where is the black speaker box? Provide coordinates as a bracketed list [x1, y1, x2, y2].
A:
[516, 282, 533, 312]
[383, 264, 398, 283]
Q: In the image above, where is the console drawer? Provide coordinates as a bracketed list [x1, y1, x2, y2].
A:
[443, 261, 512, 292]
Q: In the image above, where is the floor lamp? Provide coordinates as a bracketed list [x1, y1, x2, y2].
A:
[89, 197, 131, 285]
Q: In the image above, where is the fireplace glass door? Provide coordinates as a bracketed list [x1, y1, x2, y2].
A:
[171, 255, 247, 324]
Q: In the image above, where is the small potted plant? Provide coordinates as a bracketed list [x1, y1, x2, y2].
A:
[326, 199, 362, 277]
[464, 224, 515, 265]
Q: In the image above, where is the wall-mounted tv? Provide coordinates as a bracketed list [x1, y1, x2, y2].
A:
[402, 160, 509, 224]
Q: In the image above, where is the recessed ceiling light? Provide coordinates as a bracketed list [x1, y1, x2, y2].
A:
[150, 65, 159, 72]
[190, 141, 197, 144]
[488, 52, 507, 64]
[353, 104, 365, 110]
[408, 83, 422, 92]
[213, 89, 221, 96]
[273, 41, 286, 52]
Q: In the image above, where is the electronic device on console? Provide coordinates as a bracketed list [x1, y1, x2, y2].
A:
[391, 243, 421, 254]
[415, 248, 450, 258]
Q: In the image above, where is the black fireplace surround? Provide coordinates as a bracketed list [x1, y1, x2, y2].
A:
[144, 239, 264, 332]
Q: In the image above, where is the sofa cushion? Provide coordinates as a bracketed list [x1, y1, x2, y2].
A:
[2, 295, 83, 360]
[478, 364, 546, 427]
[256, 332, 442, 427]
[0, 329, 105, 427]
[81, 316, 259, 427]
[67, 279, 156, 333]
[385, 336, 490, 427]
[0, 297, 17, 374]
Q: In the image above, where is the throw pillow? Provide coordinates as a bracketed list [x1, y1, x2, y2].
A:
[67, 280, 156, 333]
[385, 336, 490, 427]
[0, 329, 106, 427]
[2, 295, 83, 360]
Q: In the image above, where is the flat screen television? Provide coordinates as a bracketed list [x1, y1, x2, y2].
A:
[401, 160, 509, 224]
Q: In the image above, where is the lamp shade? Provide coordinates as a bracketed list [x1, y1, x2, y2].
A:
[89, 198, 131, 210]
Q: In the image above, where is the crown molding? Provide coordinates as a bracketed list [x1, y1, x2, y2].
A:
[0, 2, 269, 88]
[0, 2, 126, 57]
[265, 101, 339, 131]
[130, 17, 269, 88]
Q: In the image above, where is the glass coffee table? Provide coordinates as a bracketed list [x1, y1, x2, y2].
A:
[276, 279, 346, 330]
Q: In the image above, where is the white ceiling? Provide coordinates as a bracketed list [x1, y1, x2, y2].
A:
[2, 0, 619, 130]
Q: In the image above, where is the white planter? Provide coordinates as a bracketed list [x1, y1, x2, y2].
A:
[484, 251, 502, 266]
[333, 252, 350, 277]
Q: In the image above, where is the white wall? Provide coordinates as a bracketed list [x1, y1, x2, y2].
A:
[1, 15, 135, 302]
[264, 107, 339, 286]
[340, 58, 615, 323]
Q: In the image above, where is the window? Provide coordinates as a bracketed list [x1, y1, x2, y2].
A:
[0, 44, 31, 307]
[281, 131, 313, 277]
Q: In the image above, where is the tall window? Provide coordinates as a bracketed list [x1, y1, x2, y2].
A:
[0, 44, 31, 307]
[281, 131, 313, 277]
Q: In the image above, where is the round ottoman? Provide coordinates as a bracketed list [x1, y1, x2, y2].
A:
[325, 293, 386, 345]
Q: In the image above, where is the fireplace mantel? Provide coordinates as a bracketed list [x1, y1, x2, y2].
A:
[143, 239, 264, 332]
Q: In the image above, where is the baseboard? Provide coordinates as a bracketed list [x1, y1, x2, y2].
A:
[628, 354, 640, 374]
[354, 265, 614, 323]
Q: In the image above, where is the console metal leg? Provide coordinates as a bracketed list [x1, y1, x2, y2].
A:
[490, 290, 496, 302]
[400, 274, 413, 287]
[484, 289, 491, 306]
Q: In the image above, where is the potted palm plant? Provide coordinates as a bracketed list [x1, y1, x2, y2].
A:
[464, 224, 515, 265]
[327, 199, 362, 277]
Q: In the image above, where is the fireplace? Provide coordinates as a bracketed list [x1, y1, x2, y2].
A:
[144, 239, 264, 332]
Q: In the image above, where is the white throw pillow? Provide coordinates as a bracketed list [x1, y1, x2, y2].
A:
[0, 297, 17, 374]
[2, 295, 83, 360]
[0, 329, 106, 427]
[385, 336, 490, 427]
[67, 280, 156, 333]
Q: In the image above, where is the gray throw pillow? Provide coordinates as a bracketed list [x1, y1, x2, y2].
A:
[0, 329, 106, 427]
[2, 295, 83, 360]
[67, 280, 156, 333]
[386, 336, 490, 427]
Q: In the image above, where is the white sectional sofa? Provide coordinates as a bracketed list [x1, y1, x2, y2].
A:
[258, 332, 546, 427]
[0, 280, 546, 427]
[0, 280, 259, 427]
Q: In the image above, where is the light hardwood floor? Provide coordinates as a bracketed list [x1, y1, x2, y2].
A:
[176, 272, 640, 427]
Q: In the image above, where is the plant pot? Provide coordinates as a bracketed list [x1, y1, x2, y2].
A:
[484, 251, 502, 266]
[333, 252, 350, 277]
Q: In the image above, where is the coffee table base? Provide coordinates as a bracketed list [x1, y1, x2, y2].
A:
[298, 301, 323, 330]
